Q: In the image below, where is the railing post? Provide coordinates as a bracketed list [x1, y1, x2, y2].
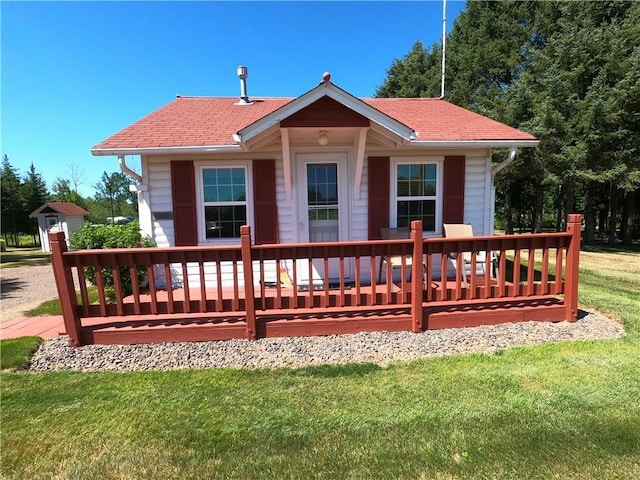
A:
[564, 214, 582, 322]
[48, 231, 83, 347]
[411, 220, 424, 332]
[241, 225, 257, 339]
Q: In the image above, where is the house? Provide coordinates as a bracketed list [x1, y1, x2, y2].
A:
[91, 70, 537, 286]
[30, 202, 90, 253]
[46, 70, 587, 346]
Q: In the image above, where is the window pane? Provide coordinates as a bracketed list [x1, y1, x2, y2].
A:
[204, 186, 218, 202]
[397, 180, 410, 197]
[232, 185, 246, 201]
[308, 163, 338, 207]
[217, 168, 232, 185]
[396, 200, 436, 231]
[396, 163, 437, 198]
[232, 168, 245, 183]
[203, 169, 217, 185]
[309, 207, 338, 221]
[217, 185, 233, 202]
[397, 165, 411, 181]
[205, 206, 246, 239]
[203, 168, 246, 204]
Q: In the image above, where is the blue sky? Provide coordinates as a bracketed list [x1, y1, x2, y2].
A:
[2, 1, 465, 197]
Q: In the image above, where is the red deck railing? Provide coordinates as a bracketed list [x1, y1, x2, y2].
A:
[49, 215, 582, 346]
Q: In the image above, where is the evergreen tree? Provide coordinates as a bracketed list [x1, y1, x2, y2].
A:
[375, 40, 442, 98]
[1, 155, 23, 245]
[20, 162, 49, 242]
[375, 0, 640, 241]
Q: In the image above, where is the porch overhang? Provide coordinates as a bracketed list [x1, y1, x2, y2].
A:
[233, 81, 417, 149]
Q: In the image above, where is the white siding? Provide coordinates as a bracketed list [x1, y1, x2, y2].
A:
[147, 161, 174, 247]
[463, 156, 491, 234]
[275, 159, 296, 244]
[142, 149, 494, 285]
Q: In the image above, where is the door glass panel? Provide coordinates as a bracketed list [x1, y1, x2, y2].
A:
[307, 163, 339, 243]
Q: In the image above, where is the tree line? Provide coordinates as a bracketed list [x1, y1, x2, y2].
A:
[376, 0, 639, 244]
[1, 154, 138, 247]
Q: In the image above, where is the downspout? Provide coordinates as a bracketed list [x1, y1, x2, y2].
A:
[490, 146, 517, 235]
[118, 155, 143, 183]
[119, 155, 153, 245]
[492, 146, 517, 178]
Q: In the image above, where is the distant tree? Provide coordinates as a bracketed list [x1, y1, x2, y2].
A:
[510, 1, 640, 243]
[92, 171, 137, 223]
[51, 178, 74, 202]
[375, 0, 640, 241]
[66, 159, 86, 193]
[1, 155, 23, 245]
[375, 40, 442, 98]
[51, 177, 88, 208]
[20, 162, 49, 243]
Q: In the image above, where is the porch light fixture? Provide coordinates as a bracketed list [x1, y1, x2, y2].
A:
[318, 130, 329, 146]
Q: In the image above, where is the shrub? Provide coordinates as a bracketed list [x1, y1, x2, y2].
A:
[70, 221, 154, 299]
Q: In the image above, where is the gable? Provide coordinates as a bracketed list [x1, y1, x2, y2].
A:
[280, 96, 370, 128]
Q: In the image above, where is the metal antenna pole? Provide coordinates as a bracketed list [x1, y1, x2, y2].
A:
[441, 0, 447, 98]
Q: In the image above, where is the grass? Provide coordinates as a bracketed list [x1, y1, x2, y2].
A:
[1, 340, 639, 479]
[0, 337, 42, 370]
[1, 244, 639, 479]
[0, 247, 50, 269]
[24, 286, 101, 317]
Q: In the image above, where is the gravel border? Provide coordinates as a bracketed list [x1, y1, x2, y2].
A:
[28, 311, 624, 372]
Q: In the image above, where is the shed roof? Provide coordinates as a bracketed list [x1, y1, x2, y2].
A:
[29, 202, 90, 218]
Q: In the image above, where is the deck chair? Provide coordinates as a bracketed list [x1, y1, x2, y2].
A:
[442, 223, 498, 283]
[378, 227, 412, 283]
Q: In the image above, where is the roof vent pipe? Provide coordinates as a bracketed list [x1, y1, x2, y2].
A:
[236, 66, 252, 105]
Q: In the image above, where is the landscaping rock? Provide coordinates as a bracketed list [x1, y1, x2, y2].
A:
[28, 311, 624, 372]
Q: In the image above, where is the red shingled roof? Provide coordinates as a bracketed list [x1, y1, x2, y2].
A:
[30, 202, 90, 218]
[363, 98, 535, 142]
[92, 95, 535, 152]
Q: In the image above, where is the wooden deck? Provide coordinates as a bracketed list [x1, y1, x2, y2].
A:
[49, 216, 582, 346]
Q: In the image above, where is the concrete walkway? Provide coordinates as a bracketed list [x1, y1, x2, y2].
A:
[0, 315, 66, 340]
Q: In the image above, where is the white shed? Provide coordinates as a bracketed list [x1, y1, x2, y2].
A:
[29, 202, 90, 252]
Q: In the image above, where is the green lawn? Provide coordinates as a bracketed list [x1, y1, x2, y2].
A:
[1, 244, 639, 479]
[0, 247, 50, 268]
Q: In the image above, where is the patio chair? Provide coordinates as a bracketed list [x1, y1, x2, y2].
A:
[378, 227, 412, 283]
[442, 223, 498, 283]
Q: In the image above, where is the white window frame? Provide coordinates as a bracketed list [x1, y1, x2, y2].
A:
[390, 157, 443, 235]
[195, 161, 254, 244]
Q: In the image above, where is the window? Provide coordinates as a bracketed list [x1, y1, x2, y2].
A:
[202, 167, 247, 239]
[394, 162, 438, 232]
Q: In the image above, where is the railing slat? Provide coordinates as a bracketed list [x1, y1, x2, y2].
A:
[75, 258, 90, 317]
[112, 265, 124, 316]
[181, 258, 191, 313]
[541, 238, 550, 295]
[164, 261, 174, 315]
[95, 267, 107, 317]
[527, 247, 536, 296]
[129, 263, 141, 315]
[198, 253, 207, 313]
[146, 263, 158, 315]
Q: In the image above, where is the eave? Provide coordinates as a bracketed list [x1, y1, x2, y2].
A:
[405, 139, 540, 148]
[91, 145, 243, 157]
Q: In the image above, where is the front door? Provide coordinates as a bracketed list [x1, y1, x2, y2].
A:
[297, 152, 350, 282]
